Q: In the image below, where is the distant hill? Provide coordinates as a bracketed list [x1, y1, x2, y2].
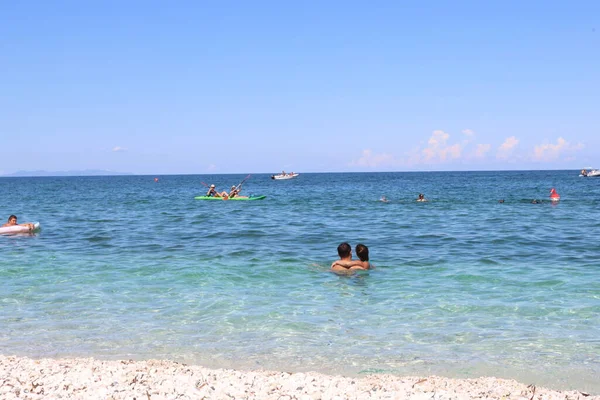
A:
[3, 169, 133, 177]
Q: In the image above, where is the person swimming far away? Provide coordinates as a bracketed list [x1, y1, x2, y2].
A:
[416, 193, 427, 202]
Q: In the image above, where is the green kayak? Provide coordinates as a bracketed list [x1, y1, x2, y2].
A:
[194, 195, 267, 201]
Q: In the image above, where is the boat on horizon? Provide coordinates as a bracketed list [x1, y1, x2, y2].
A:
[579, 168, 600, 177]
[271, 172, 299, 180]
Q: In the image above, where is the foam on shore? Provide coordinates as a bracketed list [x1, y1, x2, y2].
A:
[1, 355, 597, 399]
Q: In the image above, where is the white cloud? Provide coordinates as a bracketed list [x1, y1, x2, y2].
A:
[352, 129, 509, 169]
[496, 136, 519, 159]
[112, 146, 127, 152]
[474, 143, 491, 158]
[532, 137, 584, 162]
[351, 149, 397, 168]
[207, 164, 217, 171]
[422, 130, 463, 162]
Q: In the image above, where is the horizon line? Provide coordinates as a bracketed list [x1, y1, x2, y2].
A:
[0, 168, 588, 178]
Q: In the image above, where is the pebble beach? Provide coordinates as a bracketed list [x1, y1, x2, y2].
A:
[1, 355, 597, 400]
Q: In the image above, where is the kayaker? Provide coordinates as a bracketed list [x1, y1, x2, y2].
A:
[228, 185, 241, 198]
[2, 215, 35, 231]
[206, 184, 220, 197]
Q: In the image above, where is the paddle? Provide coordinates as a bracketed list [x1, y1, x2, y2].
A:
[234, 174, 251, 191]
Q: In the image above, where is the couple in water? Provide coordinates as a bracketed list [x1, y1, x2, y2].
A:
[331, 242, 373, 272]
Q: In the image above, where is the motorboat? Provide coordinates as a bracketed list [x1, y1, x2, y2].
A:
[271, 172, 299, 180]
[580, 168, 600, 177]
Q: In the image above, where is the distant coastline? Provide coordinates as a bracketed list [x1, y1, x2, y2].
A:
[1, 169, 133, 177]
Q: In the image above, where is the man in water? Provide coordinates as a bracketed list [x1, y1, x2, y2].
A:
[417, 193, 427, 202]
[2, 215, 35, 230]
[331, 242, 371, 271]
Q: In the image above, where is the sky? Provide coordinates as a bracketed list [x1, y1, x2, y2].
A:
[1, 1, 599, 175]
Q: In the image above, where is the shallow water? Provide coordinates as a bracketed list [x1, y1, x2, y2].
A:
[1, 171, 599, 392]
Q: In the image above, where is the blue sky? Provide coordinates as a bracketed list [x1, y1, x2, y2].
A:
[1, 1, 598, 175]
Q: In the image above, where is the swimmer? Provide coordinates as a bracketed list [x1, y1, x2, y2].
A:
[417, 193, 427, 202]
[2, 215, 35, 231]
[380, 196, 389, 203]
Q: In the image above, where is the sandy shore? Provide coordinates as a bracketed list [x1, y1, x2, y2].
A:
[1, 355, 597, 399]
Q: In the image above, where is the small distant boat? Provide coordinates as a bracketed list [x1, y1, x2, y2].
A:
[271, 172, 299, 180]
[580, 168, 600, 177]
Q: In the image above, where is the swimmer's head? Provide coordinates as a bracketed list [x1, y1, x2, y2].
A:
[356, 244, 369, 261]
[337, 242, 351, 258]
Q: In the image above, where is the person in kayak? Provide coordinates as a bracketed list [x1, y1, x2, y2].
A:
[228, 185, 241, 199]
[331, 243, 371, 271]
[206, 184, 220, 197]
[206, 184, 230, 198]
[2, 215, 35, 230]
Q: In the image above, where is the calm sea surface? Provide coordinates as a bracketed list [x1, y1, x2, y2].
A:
[1, 171, 599, 392]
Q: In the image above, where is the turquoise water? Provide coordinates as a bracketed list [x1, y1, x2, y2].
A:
[1, 171, 599, 392]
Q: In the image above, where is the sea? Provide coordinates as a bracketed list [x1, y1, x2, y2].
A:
[1, 171, 599, 393]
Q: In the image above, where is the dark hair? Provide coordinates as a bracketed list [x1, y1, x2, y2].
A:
[8, 215, 17, 221]
[356, 243, 369, 261]
[337, 242, 351, 258]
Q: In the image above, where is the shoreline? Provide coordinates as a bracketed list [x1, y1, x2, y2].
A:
[1, 355, 597, 399]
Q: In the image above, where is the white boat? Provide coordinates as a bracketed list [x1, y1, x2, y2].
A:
[580, 168, 600, 177]
[271, 172, 299, 180]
